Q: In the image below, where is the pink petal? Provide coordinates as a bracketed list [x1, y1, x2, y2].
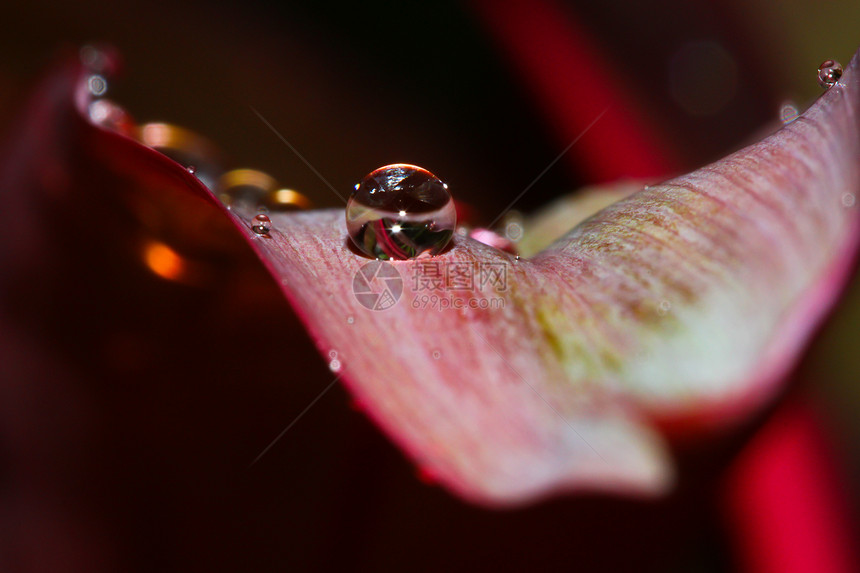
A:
[73, 49, 860, 505]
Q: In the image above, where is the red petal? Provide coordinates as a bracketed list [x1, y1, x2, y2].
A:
[13, 46, 860, 506]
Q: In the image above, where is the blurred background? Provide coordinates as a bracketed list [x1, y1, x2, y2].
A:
[1, 0, 859, 571]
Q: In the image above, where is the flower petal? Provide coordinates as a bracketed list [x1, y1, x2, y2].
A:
[68, 48, 860, 505]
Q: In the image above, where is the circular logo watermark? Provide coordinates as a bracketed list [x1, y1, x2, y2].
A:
[352, 260, 403, 311]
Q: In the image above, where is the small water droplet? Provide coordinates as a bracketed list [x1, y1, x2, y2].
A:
[842, 193, 856, 208]
[186, 165, 197, 175]
[432, 349, 441, 360]
[87, 74, 108, 96]
[346, 164, 456, 260]
[658, 300, 672, 315]
[252, 213, 271, 236]
[328, 350, 341, 372]
[347, 315, 355, 324]
[779, 101, 800, 124]
[515, 255, 521, 261]
[817, 60, 843, 88]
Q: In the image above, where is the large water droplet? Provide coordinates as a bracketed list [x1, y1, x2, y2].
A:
[817, 60, 843, 88]
[252, 213, 271, 236]
[346, 164, 456, 260]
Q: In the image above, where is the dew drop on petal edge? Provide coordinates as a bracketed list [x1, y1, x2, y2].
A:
[252, 213, 271, 236]
[346, 164, 456, 260]
[817, 60, 843, 88]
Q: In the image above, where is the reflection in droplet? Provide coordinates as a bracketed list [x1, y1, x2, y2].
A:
[669, 41, 738, 116]
[346, 164, 456, 260]
[817, 60, 843, 89]
[779, 101, 799, 124]
[87, 74, 108, 96]
[186, 165, 197, 175]
[843, 193, 856, 208]
[252, 213, 272, 236]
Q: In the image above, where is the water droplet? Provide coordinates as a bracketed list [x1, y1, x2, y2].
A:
[842, 193, 856, 208]
[347, 315, 355, 324]
[328, 350, 341, 372]
[346, 164, 456, 260]
[779, 101, 800, 124]
[252, 213, 271, 236]
[817, 60, 843, 88]
[186, 165, 197, 175]
[658, 300, 672, 315]
[432, 349, 441, 360]
[87, 74, 108, 96]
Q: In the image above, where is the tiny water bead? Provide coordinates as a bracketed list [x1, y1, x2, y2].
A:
[328, 350, 342, 372]
[817, 60, 843, 89]
[252, 213, 271, 236]
[346, 164, 456, 260]
[779, 101, 799, 124]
